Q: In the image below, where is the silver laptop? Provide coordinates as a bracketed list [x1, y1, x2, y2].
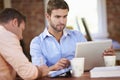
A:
[75, 39, 112, 71]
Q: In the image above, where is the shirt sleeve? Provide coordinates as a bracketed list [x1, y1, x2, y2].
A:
[30, 37, 47, 66]
[0, 31, 38, 79]
[73, 30, 87, 42]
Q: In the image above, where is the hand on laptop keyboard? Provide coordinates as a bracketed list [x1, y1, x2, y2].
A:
[48, 66, 72, 78]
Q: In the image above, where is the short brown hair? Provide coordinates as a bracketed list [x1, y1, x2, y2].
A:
[47, 0, 69, 15]
[0, 8, 26, 26]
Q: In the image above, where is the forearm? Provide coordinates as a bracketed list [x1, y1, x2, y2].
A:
[16, 63, 38, 79]
[0, 31, 39, 79]
[36, 65, 49, 78]
[49, 65, 56, 71]
[36, 66, 42, 79]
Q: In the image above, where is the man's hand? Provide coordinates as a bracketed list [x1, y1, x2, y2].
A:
[49, 58, 70, 71]
[37, 65, 49, 77]
[103, 46, 115, 56]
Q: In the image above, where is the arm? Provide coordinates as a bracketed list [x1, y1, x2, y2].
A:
[0, 33, 48, 79]
[36, 65, 49, 78]
[30, 37, 70, 71]
[30, 39, 70, 71]
[49, 58, 70, 71]
[30, 37, 47, 66]
[30, 37, 59, 71]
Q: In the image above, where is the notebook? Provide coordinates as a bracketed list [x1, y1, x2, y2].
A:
[75, 39, 112, 71]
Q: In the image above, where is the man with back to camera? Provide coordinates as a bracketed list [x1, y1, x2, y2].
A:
[0, 8, 49, 80]
[30, 0, 115, 73]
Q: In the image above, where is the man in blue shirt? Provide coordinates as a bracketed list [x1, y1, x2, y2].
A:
[30, 0, 115, 71]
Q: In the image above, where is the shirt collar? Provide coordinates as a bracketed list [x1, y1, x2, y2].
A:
[41, 28, 71, 39]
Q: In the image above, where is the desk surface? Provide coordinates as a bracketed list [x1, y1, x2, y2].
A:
[41, 72, 120, 80]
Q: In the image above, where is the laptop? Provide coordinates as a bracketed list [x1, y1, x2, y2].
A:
[75, 39, 112, 71]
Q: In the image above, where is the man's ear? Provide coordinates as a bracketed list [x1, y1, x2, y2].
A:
[12, 18, 18, 27]
[46, 13, 50, 20]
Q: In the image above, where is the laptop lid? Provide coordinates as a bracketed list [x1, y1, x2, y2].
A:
[75, 39, 112, 71]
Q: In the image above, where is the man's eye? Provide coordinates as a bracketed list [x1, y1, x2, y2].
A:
[55, 16, 60, 18]
[64, 15, 67, 18]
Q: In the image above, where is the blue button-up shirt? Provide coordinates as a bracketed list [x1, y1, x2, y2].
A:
[30, 28, 87, 67]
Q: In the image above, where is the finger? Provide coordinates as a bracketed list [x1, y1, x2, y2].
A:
[60, 58, 70, 64]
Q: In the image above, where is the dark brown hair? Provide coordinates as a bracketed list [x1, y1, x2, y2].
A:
[47, 0, 69, 15]
[0, 8, 26, 26]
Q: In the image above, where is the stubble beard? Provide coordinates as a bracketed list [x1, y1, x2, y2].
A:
[52, 24, 65, 32]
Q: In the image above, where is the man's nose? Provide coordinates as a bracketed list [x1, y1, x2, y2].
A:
[60, 18, 65, 24]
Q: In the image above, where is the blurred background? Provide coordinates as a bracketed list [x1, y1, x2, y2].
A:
[0, 0, 120, 62]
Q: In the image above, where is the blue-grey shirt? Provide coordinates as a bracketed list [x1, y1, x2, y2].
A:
[30, 28, 87, 66]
